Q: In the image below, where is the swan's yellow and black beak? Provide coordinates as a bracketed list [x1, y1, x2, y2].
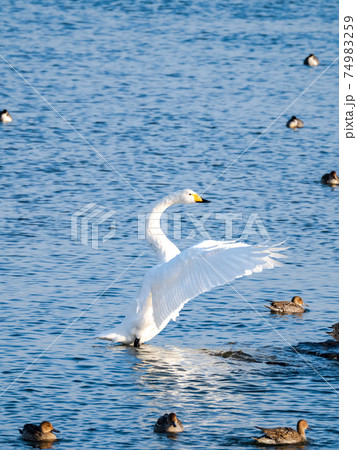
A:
[193, 193, 210, 203]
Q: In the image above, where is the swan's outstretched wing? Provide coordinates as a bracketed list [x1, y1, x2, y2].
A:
[144, 241, 286, 329]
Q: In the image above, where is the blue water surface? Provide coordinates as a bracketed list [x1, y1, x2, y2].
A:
[1, 0, 338, 448]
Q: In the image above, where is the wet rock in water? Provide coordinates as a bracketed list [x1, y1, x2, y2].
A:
[208, 349, 258, 363]
[265, 359, 289, 367]
[205, 348, 289, 366]
[327, 323, 339, 342]
[293, 340, 339, 361]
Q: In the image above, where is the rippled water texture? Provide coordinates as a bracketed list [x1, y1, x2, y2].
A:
[1, 0, 338, 448]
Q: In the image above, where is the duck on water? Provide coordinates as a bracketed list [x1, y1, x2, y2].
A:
[154, 413, 184, 433]
[265, 296, 308, 314]
[286, 116, 304, 129]
[321, 171, 339, 186]
[304, 53, 319, 66]
[0, 109, 12, 123]
[19, 421, 59, 442]
[252, 419, 309, 445]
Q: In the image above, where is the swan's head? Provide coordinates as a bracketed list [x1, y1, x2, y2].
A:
[172, 189, 210, 204]
[40, 421, 59, 434]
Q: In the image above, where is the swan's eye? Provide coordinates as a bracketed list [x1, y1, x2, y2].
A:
[189, 193, 192, 195]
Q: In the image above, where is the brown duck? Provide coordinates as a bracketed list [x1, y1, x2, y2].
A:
[154, 413, 184, 433]
[265, 296, 308, 314]
[19, 421, 59, 442]
[286, 116, 304, 129]
[321, 171, 339, 186]
[304, 53, 319, 66]
[252, 419, 309, 445]
[0, 109, 12, 123]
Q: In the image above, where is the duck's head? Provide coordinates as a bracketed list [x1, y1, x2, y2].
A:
[40, 421, 59, 434]
[291, 296, 305, 306]
[0, 109, 12, 122]
[329, 171, 339, 185]
[168, 413, 179, 427]
[291, 116, 297, 120]
[171, 189, 210, 205]
[297, 419, 309, 433]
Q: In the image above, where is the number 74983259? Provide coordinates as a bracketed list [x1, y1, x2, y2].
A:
[344, 16, 354, 79]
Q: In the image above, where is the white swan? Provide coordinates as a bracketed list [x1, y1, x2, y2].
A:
[97, 189, 285, 346]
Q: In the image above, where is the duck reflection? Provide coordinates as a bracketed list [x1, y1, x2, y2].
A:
[26, 442, 55, 449]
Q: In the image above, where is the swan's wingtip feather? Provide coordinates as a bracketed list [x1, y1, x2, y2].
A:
[265, 257, 284, 268]
[268, 252, 288, 259]
[95, 335, 112, 341]
[94, 331, 121, 342]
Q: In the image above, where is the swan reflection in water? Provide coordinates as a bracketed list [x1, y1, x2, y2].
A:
[100, 343, 312, 445]
[106, 343, 247, 413]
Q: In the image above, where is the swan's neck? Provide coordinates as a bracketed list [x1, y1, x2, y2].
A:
[146, 195, 180, 263]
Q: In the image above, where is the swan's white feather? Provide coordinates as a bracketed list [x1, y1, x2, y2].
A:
[147, 241, 283, 328]
[96, 190, 286, 345]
